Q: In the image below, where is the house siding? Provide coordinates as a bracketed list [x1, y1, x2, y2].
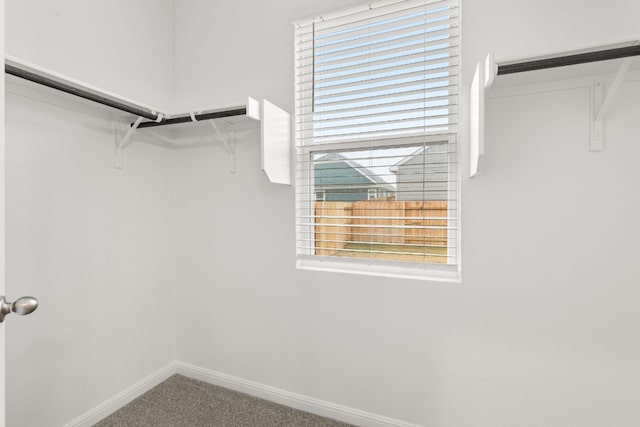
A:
[395, 146, 448, 201]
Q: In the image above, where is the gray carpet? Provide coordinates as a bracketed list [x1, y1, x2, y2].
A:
[94, 374, 354, 427]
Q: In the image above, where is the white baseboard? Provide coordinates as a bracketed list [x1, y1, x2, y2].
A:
[61, 360, 422, 427]
[62, 362, 177, 427]
[175, 361, 423, 427]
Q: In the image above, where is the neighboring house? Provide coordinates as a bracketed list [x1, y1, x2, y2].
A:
[390, 144, 449, 201]
[314, 153, 396, 201]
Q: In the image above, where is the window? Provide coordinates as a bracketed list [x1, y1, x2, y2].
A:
[294, 0, 460, 281]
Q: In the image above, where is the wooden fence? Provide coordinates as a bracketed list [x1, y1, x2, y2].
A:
[314, 202, 352, 256]
[314, 200, 448, 256]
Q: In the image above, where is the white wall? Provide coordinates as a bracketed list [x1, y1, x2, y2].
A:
[5, 0, 174, 109]
[172, 1, 640, 426]
[4, 1, 176, 426]
[172, 0, 366, 111]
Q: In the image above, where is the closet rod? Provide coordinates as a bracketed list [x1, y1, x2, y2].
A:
[497, 45, 640, 75]
[136, 108, 247, 129]
[5, 63, 162, 121]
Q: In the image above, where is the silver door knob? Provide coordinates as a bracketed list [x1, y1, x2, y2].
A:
[0, 296, 38, 323]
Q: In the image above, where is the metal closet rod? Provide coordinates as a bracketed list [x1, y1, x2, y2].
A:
[4, 63, 161, 121]
[497, 45, 640, 75]
[136, 108, 247, 129]
[4, 62, 249, 128]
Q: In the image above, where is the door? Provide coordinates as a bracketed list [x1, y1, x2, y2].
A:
[0, 16, 38, 418]
[1, 0, 6, 423]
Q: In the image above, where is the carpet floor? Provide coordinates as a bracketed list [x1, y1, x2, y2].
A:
[94, 374, 354, 427]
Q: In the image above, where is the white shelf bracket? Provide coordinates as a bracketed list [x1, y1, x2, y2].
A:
[469, 53, 497, 178]
[261, 99, 291, 185]
[591, 57, 633, 151]
[114, 116, 144, 169]
[209, 120, 237, 174]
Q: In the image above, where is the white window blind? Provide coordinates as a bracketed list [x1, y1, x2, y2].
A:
[295, 0, 459, 279]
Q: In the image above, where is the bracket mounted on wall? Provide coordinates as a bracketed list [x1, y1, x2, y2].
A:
[591, 56, 634, 151]
[115, 111, 167, 168]
[470, 41, 640, 177]
[115, 116, 153, 169]
[5, 55, 291, 183]
[117, 98, 260, 171]
[209, 120, 237, 174]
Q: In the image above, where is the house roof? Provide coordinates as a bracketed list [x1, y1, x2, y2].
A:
[389, 144, 447, 172]
[316, 152, 396, 192]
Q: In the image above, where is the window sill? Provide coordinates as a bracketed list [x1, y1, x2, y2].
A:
[296, 256, 461, 283]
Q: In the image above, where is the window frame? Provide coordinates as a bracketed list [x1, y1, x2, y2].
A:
[296, 133, 460, 282]
[294, 0, 461, 282]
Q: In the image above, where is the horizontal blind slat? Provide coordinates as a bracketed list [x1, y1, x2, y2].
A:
[299, 104, 458, 127]
[315, 47, 458, 81]
[311, 72, 457, 101]
[314, 0, 458, 35]
[301, 125, 459, 143]
[310, 0, 457, 36]
[301, 238, 456, 250]
[296, 246, 457, 259]
[315, 6, 457, 44]
[297, 94, 457, 119]
[298, 222, 457, 230]
[297, 27, 459, 64]
[313, 17, 458, 54]
[299, 86, 458, 110]
[316, 10, 459, 52]
[299, 214, 458, 220]
[313, 52, 458, 85]
[313, 65, 458, 93]
[309, 34, 459, 69]
[300, 113, 458, 133]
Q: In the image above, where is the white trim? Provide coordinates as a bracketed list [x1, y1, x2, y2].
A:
[293, 0, 412, 28]
[293, 0, 456, 28]
[297, 256, 460, 283]
[175, 361, 425, 427]
[62, 363, 176, 427]
[58, 360, 430, 427]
